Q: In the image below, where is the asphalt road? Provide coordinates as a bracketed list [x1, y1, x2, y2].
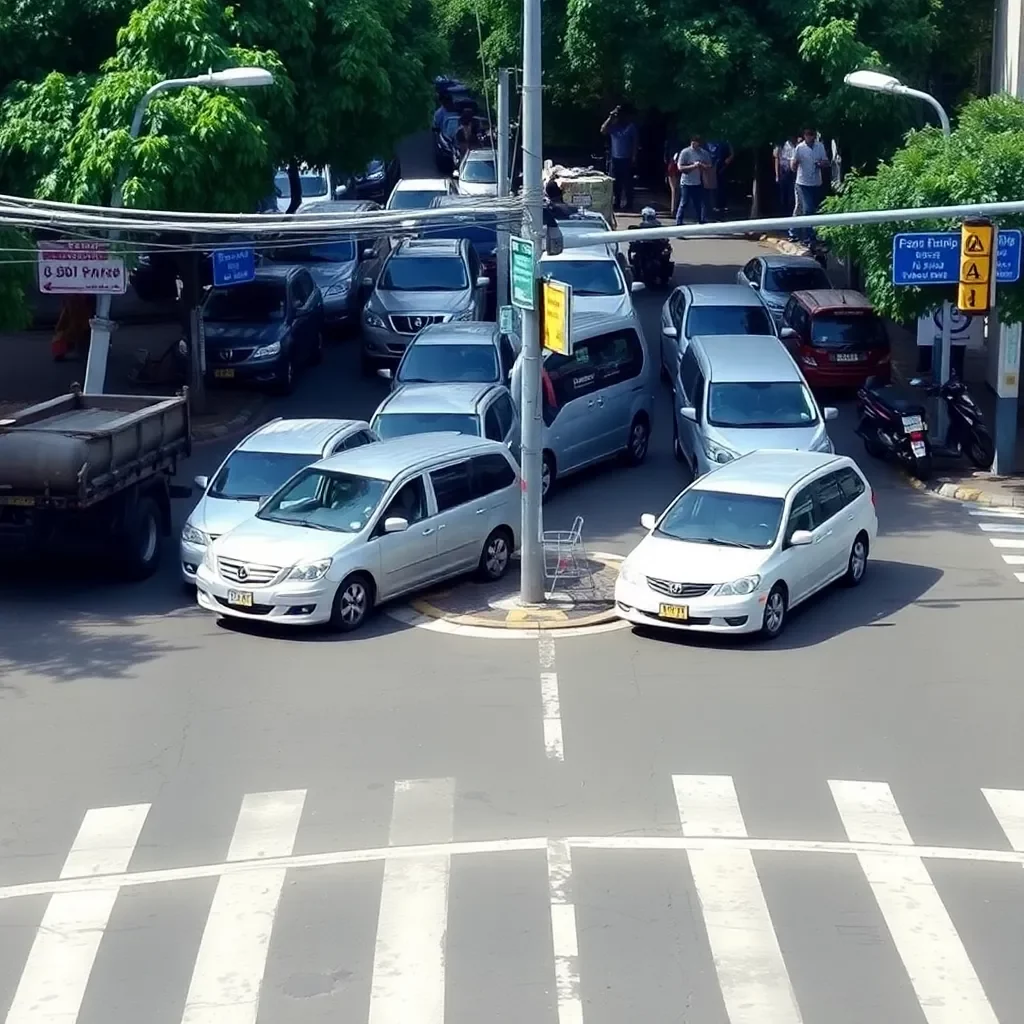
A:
[2, 231, 1024, 1024]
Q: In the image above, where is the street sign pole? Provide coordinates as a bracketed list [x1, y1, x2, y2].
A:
[495, 68, 511, 311]
[935, 301, 951, 441]
[519, 0, 545, 605]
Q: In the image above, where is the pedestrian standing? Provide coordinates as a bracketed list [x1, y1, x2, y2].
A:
[600, 103, 639, 212]
[774, 136, 797, 227]
[790, 127, 830, 243]
[706, 140, 733, 218]
[664, 132, 682, 219]
[675, 134, 712, 226]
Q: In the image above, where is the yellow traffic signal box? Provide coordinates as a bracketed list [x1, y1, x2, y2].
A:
[958, 220, 993, 314]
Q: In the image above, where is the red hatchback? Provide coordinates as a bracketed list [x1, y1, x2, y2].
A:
[780, 289, 891, 388]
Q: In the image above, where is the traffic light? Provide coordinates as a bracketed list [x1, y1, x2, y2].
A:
[958, 219, 993, 315]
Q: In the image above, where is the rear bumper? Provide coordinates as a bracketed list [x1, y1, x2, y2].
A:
[798, 354, 891, 389]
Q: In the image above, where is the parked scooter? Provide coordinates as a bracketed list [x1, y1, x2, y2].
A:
[627, 238, 673, 288]
[856, 374, 994, 480]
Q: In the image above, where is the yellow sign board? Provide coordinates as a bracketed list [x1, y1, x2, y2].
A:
[959, 220, 993, 315]
[962, 222, 993, 257]
[542, 278, 572, 355]
[957, 282, 988, 312]
[959, 257, 991, 284]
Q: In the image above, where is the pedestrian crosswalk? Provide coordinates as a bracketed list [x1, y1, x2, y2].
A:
[971, 505, 1024, 582]
[3, 775, 1024, 1024]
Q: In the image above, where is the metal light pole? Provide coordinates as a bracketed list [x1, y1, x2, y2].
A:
[82, 67, 275, 397]
[496, 69, 512, 311]
[844, 70, 954, 438]
[519, 0, 545, 604]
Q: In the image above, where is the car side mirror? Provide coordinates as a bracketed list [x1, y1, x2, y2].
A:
[631, 280, 646, 293]
[640, 513, 657, 530]
[780, 327, 798, 340]
[361, 248, 375, 261]
[476, 276, 490, 288]
[362, 276, 374, 288]
[823, 406, 838, 421]
[788, 529, 813, 547]
[194, 475, 209, 491]
[377, 368, 393, 380]
[909, 376, 924, 386]
[662, 325, 677, 338]
[749, 280, 760, 289]
[679, 406, 697, 422]
[334, 185, 346, 199]
[384, 516, 409, 533]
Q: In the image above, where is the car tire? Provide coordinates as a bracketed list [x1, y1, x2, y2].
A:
[541, 450, 556, 502]
[477, 527, 513, 581]
[759, 584, 787, 640]
[672, 418, 686, 463]
[843, 532, 869, 587]
[120, 496, 162, 581]
[626, 415, 650, 466]
[273, 357, 296, 396]
[330, 573, 375, 632]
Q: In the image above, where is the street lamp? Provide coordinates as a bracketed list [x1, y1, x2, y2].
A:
[843, 70, 951, 138]
[83, 66, 275, 395]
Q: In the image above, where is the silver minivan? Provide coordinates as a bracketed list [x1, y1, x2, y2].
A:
[510, 311, 655, 499]
[672, 333, 838, 478]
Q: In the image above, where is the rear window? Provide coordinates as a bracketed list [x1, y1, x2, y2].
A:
[765, 266, 830, 292]
[398, 343, 499, 384]
[423, 219, 498, 254]
[461, 157, 497, 183]
[205, 282, 285, 322]
[372, 412, 481, 440]
[685, 304, 774, 337]
[810, 312, 887, 349]
[380, 256, 468, 291]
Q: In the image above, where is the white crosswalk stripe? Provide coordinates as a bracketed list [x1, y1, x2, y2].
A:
[1, 777, 1023, 1024]
[975, 506, 1024, 581]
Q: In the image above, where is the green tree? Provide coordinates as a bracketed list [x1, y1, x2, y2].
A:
[821, 95, 1024, 326]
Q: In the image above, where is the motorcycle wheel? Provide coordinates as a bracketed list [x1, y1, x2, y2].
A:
[966, 427, 995, 470]
[862, 434, 887, 460]
[912, 453, 933, 481]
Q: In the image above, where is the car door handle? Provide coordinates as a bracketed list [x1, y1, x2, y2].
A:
[587, 400, 594, 407]
[847, 514, 855, 521]
[475, 508, 486, 515]
[421, 528, 434, 535]
[437, 524, 446, 530]
[596, 397, 604, 406]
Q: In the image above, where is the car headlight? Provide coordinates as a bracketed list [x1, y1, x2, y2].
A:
[702, 437, 737, 464]
[366, 168, 385, 181]
[618, 561, 643, 586]
[252, 341, 281, 359]
[287, 559, 332, 582]
[812, 433, 834, 453]
[181, 523, 209, 546]
[325, 281, 351, 298]
[713, 574, 761, 597]
[364, 309, 386, 329]
[453, 309, 476, 321]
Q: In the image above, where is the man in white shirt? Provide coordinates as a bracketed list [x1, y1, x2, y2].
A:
[773, 136, 797, 235]
[790, 127, 830, 242]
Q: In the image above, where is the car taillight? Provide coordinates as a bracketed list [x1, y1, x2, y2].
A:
[910, 431, 924, 441]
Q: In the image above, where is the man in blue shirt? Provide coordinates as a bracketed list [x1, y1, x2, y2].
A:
[600, 103, 639, 212]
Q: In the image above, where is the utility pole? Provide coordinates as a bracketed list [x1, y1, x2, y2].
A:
[518, 0, 545, 604]
[496, 68, 512, 311]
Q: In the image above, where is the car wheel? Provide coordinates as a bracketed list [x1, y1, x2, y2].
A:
[672, 419, 686, 463]
[541, 451, 556, 502]
[843, 532, 869, 587]
[273, 358, 296, 395]
[478, 527, 513, 581]
[330, 573, 374, 632]
[120, 496, 162, 581]
[626, 416, 650, 466]
[760, 584, 787, 640]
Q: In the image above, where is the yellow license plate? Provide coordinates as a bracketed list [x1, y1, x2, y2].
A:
[659, 603, 688, 621]
[214, 369, 235, 379]
[0, 496, 34, 506]
[227, 590, 253, 608]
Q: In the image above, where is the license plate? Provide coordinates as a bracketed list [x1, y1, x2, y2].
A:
[833, 352, 863, 363]
[0, 496, 34, 506]
[214, 369, 235, 379]
[658, 603, 689, 621]
[911, 440, 927, 456]
[227, 590, 253, 608]
[902, 415, 924, 431]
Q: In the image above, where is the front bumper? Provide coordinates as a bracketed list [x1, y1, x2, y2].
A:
[322, 293, 359, 325]
[614, 577, 765, 635]
[204, 353, 286, 385]
[362, 321, 413, 362]
[180, 538, 206, 583]
[195, 563, 335, 626]
[799, 355, 891, 389]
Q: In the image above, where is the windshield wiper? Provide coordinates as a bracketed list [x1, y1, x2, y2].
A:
[723, 421, 813, 428]
[267, 515, 334, 531]
[702, 536, 757, 548]
[217, 493, 264, 501]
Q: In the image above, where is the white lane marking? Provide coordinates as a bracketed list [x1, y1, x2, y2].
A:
[369, 779, 454, 1024]
[1015, 572, 1024, 583]
[830, 780, 998, 1024]
[547, 839, 583, 1024]
[673, 775, 803, 1024]
[4, 803, 150, 1024]
[1000, 554, 1024, 565]
[181, 790, 305, 1024]
[977, 522, 1024, 533]
[7, 833, 1024, 904]
[982, 788, 1024, 851]
[969, 507, 1024, 518]
[988, 537, 1024, 549]
[538, 636, 564, 761]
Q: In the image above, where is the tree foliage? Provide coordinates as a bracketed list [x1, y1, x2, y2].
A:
[821, 95, 1024, 326]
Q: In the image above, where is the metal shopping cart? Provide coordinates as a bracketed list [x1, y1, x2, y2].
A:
[542, 515, 596, 599]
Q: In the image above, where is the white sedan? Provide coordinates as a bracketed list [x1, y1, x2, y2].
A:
[615, 450, 877, 640]
[455, 149, 498, 197]
[538, 246, 644, 319]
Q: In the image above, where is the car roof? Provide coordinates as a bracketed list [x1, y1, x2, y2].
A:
[694, 335, 803, 382]
[293, 200, 378, 217]
[792, 288, 874, 311]
[394, 237, 464, 256]
[684, 283, 766, 306]
[377, 381, 498, 414]
[541, 245, 616, 262]
[314, 432, 501, 480]
[249, 265, 293, 284]
[237, 418, 365, 455]
[393, 177, 451, 192]
[760, 253, 824, 269]
[413, 322, 500, 345]
[691, 450, 847, 498]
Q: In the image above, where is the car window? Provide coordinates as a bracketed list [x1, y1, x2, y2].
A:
[685, 303, 775, 337]
[461, 156, 497, 183]
[765, 266, 830, 293]
[545, 343, 600, 404]
[380, 476, 428, 528]
[814, 472, 847, 521]
[540, 259, 624, 296]
[430, 462, 473, 511]
[266, 238, 356, 264]
[380, 256, 469, 291]
[656, 488, 785, 549]
[493, 392, 515, 436]
[373, 412, 481, 440]
[292, 272, 313, 306]
[706, 382, 819, 428]
[208, 450, 313, 500]
[388, 190, 444, 211]
[257, 469, 387, 533]
[205, 282, 286, 322]
[679, 347, 700, 398]
[470, 453, 516, 497]
[810, 312, 888, 350]
[499, 335, 517, 378]
[743, 259, 760, 282]
[837, 466, 866, 502]
[590, 329, 644, 386]
[484, 403, 503, 441]
[691, 369, 706, 418]
[336, 430, 370, 451]
[785, 485, 820, 540]
[398, 343, 499, 384]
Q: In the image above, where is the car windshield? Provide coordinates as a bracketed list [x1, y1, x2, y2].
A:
[208, 451, 313, 501]
[257, 469, 387, 533]
[274, 172, 328, 200]
[380, 256, 469, 291]
[541, 259, 623, 296]
[266, 239, 355, 264]
[462, 157, 497, 183]
[707, 382, 819, 428]
[655, 489, 785, 549]
[424, 219, 497, 254]
[389, 190, 444, 211]
[205, 282, 286, 322]
[373, 412, 481, 439]
[810, 313, 887, 349]
[398, 343, 499, 384]
[686, 304, 774, 337]
[765, 266, 830, 292]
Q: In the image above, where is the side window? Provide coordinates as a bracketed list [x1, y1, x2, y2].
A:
[430, 461, 472, 512]
[467, 247, 480, 281]
[837, 466, 866, 502]
[547, 343, 598, 405]
[470, 453, 516, 498]
[814, 472, 847, 520]
[743, 259, 759, 282]
[484, 402, 503, 441]
[785, 485, 819, 540]
[782, 296, 797, 328]
[691, 369, 706, 419]
[493, 392, 515, 437]
[292, 272, 313, 306]
[668, 290, 683, 328]
[679, 347, 700, 398]
[379, 476, 428, 529]
[591, 330, 644, 386]
[499, 335, 517, 379]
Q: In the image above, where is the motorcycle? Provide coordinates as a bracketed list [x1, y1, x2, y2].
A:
[627, 238, 674, 288]
[856, 374, 994, 480]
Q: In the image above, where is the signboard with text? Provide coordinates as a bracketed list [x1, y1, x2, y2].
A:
[510, 236, 535, 310]
[37, 241, 126, 295]
[541, 278, 572, 355]
[891, 229, 1021, 286]
[211, 247, 256, 287]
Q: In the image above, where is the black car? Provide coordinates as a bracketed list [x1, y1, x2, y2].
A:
[199, 266, 325, 394]
[333, 157, 400, 204]
[425, 195, 499, 305]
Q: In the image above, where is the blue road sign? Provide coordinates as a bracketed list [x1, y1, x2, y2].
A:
[211, 247, 256, 287]
[892, 230, 1022, 286]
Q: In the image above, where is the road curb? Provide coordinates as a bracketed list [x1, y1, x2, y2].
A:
[406, 598, 619, 630]
[192, 397, 268, 445]
[901, 472, 1024, 507]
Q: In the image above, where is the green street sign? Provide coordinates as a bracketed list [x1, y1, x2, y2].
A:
[510, 235, 535, 310]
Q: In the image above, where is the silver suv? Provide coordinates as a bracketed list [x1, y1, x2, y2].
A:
[360, 238, 489, 374]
